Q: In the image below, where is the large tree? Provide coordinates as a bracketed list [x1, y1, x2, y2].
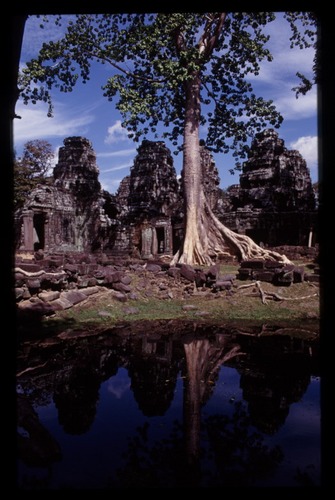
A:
[18, 12, 317, 265]
[14, 139, 54, 210]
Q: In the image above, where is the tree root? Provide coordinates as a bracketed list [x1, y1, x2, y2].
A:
[237, 280, 319, 305]
[17, 361, 48, 378]
[15, 267, 66, 277]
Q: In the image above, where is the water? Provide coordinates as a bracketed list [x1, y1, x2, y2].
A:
[16, 322, 320, 489]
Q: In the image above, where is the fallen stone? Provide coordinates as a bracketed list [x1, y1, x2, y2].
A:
[111, 291, 128, 302]
[98, 310, 113, 317]
[60, 289, 88, 305]
[50, 297, 73, 311]
[213, 280, 233, 291]
[179, 264, 196, 282]
[112, 282, 132, 293]
[15, 288, 25, 300]
[145, 263, 162, 273]
[182, 304, 198, 311]
[80, 286, 100, 296]
[17, 298, 55, 316]
[123, 307, 139, 315]
[38, 291, 61, 303]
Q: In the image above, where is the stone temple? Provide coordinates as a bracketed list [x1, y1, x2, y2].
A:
[15, 130, 318, 259]
[15, 137, 110, 254]
[218, 129, 317, 246]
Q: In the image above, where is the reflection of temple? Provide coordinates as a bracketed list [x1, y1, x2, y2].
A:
[17, 326, 320, 488]
[17, 327, 319, 449]
[53, 350, 102, 435]
[233, 334, 315, 434]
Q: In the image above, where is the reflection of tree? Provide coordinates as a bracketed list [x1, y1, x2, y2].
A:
[17, 327, 318, 487]
[183, 337, 243, 465]
[203, 401, 283, 486]
[116, 400, 283, 488]
[117, 335, 284, 487]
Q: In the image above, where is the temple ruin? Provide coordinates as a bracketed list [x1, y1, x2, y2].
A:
[15, 130, 318, 260]
[15, 137, 111, 254]
[218, 129, 317, 247]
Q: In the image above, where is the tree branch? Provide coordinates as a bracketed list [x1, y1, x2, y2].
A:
[237, 281, 319, 305]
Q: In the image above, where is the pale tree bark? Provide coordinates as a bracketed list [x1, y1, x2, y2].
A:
[171, 76, 292, 267]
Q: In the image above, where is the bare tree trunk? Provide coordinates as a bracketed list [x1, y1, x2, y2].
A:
[173, 74, 213, 266]
[171, 75, 291, 267]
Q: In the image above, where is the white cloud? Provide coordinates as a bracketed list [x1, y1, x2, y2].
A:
[14, 100, 95, 145]
[289, 135, 318, 170]
[97, 148, 137, 158]
[21, 15, 74, 59]
[101, 162, 133, 173]
[104, 120, 129, 144]
[245, 13, 317, 123]
[100, 178, 123, 194]
[274, 88, 317, 120]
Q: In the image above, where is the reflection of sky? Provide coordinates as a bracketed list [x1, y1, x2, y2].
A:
[107, 368, 131, 399]
[204, 368, 321, 486]
[203, 365, 243, 417]
[19, 362, 321, 488]
[258, 375, 321, 486]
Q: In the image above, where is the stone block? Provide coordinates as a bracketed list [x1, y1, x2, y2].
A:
[237, 268, 252, 280]
[304, 274, 319, 283]
[112, 282, 132, 293]
[26, 279, 41, 290]
[240, 260, 264, 269]
[252, 271, 275, 282]
[18, 298, 55, 316]
[16, 263, 41, 273]
[50, 297, 73, 310]
[167, 267, 181, 279]
[213, 280, 232, 291]
[273, 271, 293, 286]
[61, 290, 88, 305]
[15, 288, 24, 301]
[81, 286, 100, 296]
[264, 260, 284, 269]
[179, 264, 196, 282]
[38, 291, 61, 302]
[293, 266, 305, 283]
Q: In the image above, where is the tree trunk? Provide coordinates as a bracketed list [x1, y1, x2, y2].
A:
[171, 75, 291, 267]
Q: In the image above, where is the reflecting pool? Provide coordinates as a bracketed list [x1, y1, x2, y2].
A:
[17, 322, 320, 489]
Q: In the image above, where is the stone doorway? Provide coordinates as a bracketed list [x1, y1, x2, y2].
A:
[156, 227, 165, 254]
[33, 213, 46, 251]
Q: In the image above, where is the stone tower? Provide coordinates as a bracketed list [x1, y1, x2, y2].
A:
[53, 136, 101, 199]
[220, 129, 317, 245]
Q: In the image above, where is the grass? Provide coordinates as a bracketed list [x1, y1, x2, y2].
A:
[41, 272, 319, 338]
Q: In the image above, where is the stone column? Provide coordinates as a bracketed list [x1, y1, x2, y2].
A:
[141, 226, 153, 259]
[165, 223, 173, 254]
[44, 215, 50, 251]
[152, 227, 158, 255]
[22, 210, 34, 252]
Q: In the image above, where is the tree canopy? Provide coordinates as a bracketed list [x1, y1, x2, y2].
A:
[14, 139, 54, 210]
[19, 12, 317, 166]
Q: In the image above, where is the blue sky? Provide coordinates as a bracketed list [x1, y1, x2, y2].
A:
[14, 13, 318, 194]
